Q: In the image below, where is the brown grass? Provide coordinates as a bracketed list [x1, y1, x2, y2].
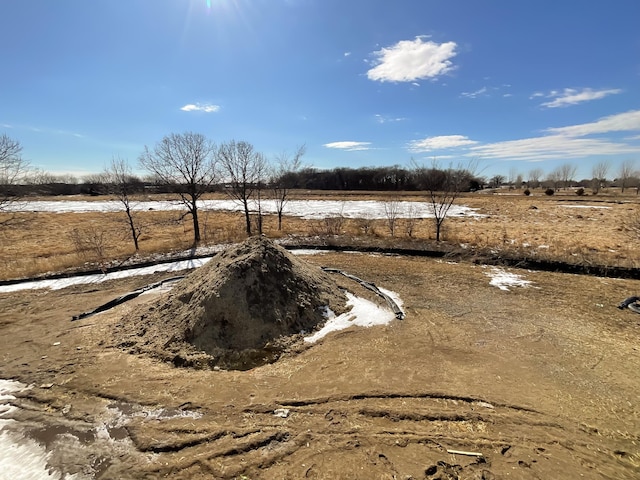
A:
[1, 189, 638, 280]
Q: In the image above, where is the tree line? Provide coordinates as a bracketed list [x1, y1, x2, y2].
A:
[1, 131, 638, 248]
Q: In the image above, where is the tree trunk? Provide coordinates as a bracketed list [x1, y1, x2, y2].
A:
[125, 206, 139, 251]
[278, 211, 283, 231]
[243, 198, 251, 235]
[191, 202, 201, 243]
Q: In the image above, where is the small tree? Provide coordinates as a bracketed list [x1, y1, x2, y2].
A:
[618, 159, 636, 193]
[413, 159, 475, 242]
[547, 168, 562, 191]
[139, 132, 217, 244]
[217, 140, 266, 236]
[559, 162, 577, 190]
[383, 196, 401, 237]
[527, 168, 544, 189]
[270, 145, 305, 230]
[105, 156, 143, 251]
[0, 133, 29, 214]
[591, 160, 610, 194]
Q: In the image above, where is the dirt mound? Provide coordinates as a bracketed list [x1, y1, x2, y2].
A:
[111, 236, 348, 369]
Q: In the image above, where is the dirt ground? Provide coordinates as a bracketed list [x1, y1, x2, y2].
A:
[1, 251, 639, 479]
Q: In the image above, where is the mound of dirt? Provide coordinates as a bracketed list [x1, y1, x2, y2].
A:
[111, 236, 348, 369]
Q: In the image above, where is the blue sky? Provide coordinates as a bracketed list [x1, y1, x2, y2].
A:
[1, 0, 639, 181]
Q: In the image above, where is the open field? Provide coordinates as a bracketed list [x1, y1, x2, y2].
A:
[1, 189, 639, 281]
[1, 191, 640, 479]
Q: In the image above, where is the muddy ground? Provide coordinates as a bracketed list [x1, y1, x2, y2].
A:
[1, 252, 639, 479]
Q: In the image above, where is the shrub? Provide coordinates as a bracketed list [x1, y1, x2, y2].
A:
[576, 188, 585, 196]
[523, 189, 531, 196]
[545, 188, 555, 196]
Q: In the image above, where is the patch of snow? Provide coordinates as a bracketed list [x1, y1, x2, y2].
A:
[11, 199, 484, 220]
[485, 267, 532, 291]
[289, 249, 330, 256]
[304, 291, 399, 343]
[0, 428, 68, 480]
[0, 380, 69, 480]
[0, 257, 213, 293]
[559, 205, 611, 209]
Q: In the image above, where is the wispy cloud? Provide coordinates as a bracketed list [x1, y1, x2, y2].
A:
[375, 114, 406, 124]
[468, 110, 640, 161]
[367, 36, 457, 83]
[324, 141, 371, 151]
[545, 109, 640, 136]
[180, 103, 221, 113]
[469, 135, 639, 161]
[460, 87, 488, 99]
[408, 135, 477, 153]
[536, 87, 622, 108]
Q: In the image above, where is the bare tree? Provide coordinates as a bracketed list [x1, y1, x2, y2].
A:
[508, 167, 523, 189]
[558, 163, 577, 190]
[591, 160, 610, 194]
[547, 168, 562, 191]
[383, 196, 401, 237]
[618, 159, 636, 193]
[490, 174, 505, 189]
[270, 144, 305, 230]
[527, 168, 544, 189]
[139, 132, 217, 243]
[105, 156, 143, 251]
[217, 140, 266, 236]
[413, 159, 475, 242]
[0, 133, 29, 212]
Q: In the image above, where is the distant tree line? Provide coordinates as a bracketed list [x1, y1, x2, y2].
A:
[5, 163, 484, 196]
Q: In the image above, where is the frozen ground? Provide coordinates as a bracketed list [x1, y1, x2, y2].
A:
[12, 199, 482, 219]
[485, 266, 533, 291]
[305, 288, 404, 343]
[0, 380, 63, 480]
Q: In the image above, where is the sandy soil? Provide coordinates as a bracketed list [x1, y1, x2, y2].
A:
[1, 252, 639, 479]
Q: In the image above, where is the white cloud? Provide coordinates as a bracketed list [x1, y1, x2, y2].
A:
[375, 114, 406, 124]
[408, 135, 477, 153]
[180, 103, 221, 113]
[460, 87, 488, 99]
[367, 36, 457, 83]
[469, 135, 640, 161]
[344, 52, 351, 57]
[323, 141, 371, 151]
[467, 110, 640, 161]
[537, 88, 622, 108]
[545, 109, 640, 136]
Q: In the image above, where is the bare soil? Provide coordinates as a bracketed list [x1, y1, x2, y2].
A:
[110, 236, 348, 370]
[1, 250, 639, 479]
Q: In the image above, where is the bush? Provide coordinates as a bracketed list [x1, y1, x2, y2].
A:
[523, 189, 531, 196]
[576, 187, 585, 196]
[545, 188, 555, 196]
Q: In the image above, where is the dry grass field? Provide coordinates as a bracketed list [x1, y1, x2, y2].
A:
[1, 190, 639, 479]
[1, 189, 639, 281]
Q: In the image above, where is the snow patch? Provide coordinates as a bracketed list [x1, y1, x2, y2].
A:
[11, 199, 484, 220]
[0, 258, 213, 293]
[559, 205, 611, 209]
[486, 267, 532, 291]
[304, 291, 399, 343]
